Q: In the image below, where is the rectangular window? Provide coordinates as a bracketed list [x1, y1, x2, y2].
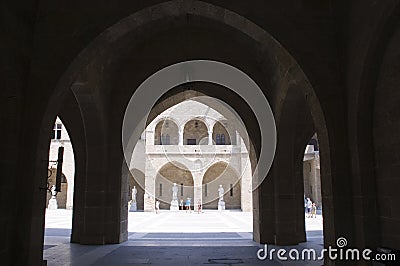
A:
[187, 139, 196, 145]
[181, 183, 183, 197]
[230, 184, 233, 196]
[221, 134, 226, 145]
[161, 134, 171, 145]
[56, 129, 61, 140]
[53, 124, 62, 140]
[159, 183, 162, 196]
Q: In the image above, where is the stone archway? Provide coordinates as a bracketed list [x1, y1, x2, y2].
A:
[212, 121, 231, 145]
[31, 1, 335, 264]
[155, 162, 194, 209]
[154, 119, 179, 145]
[202, 162, 241, 210]
[183, 119, 208, 145]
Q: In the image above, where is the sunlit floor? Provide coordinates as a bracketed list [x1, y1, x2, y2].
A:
[44, 209, 324, 265]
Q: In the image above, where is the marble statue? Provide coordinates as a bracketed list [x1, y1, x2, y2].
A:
[129, 186, 138, 212]
[172, 183, 178, 201]
[218, 184, 224, 201]
[170, 183, 179, 211]
[132, 186, 137, 203]
[48, 185, 58, 210]
[51, 185, 57, 197]
[218, 184, 225, 211]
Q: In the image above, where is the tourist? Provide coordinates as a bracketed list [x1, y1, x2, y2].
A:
[179, 199, 183, 210]
[186, 198, 191, 212]
[197, 199, 202, 213]
[306, 198, 312, 218]
[311, 202, 317, 218]
[155, 200, 160, 214]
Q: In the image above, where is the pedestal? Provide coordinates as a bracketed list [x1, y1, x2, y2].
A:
[170, 199, 179, 211]
[48, 197, 58, 210]
[129, 201, 137, 212]
[218, 200, 225, 211]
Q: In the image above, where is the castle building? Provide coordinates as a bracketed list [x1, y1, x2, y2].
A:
[49, 103, 321, 212]
[129, 99, 253, 212]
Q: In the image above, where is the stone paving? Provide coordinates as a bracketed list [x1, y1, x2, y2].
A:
[44, 209, 324, 265]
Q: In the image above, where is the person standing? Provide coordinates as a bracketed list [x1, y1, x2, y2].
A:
[311, 202, 317, 218]
[185, 198, 191, 212]
[197, 199, 202, 214]
[155, 200, 160, 214]
[306, 198, 312, 218]
[179, 199, 183, 210]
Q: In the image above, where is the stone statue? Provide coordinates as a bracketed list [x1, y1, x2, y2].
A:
[218, 185, 225, 211]
[51, 185, 57, 197]
[218, 185, 224, 202]
[131, 186, 137, 203]
[170, 183, 179, 211]
[48, 185, 58, 210]
[172, 183, 178, 201]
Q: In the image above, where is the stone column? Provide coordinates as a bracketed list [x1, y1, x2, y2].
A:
[241, 155, 253, 212]
[178, 129, 183, 145]
[208, 130, 213, 145]
[144, 161, 156, 212]
[192, 172, 203, 210]
[146, 130, 154, 146]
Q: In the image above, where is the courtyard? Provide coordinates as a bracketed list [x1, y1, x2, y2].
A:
[43, 210, 323, 265]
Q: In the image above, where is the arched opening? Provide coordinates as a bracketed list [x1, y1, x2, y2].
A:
[32, 1, 338, 264]
[202, 162, 241, 210]
[212, 121, 232, 145]
[303, 134, 322, 211]
[128, 169, 145, 211]
[303, 133, 323, 243]
[155, 162, 194, 210]
[44, 116, 75, 251]
[183, 119, 208, 145]
[154, 119, 179, 145]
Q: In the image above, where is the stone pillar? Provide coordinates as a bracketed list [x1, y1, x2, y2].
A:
[208, 130, 213, 145]
[241, 155, 253, 212]
[144, 161, 156, 212]
[178, 129, 183, 145]
[192, 172, 203, 210]
[310, 156, 322, 208]
[146, 130, 154, 146]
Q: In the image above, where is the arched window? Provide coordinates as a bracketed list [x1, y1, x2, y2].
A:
[154, 120, 178, 145]
[212, 121, 231, 145]
[183, 119, 208, 145]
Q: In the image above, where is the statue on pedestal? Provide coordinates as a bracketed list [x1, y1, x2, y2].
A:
[218, 184, 225, 211]
[170, 183, 179, 211]
[132, 186, 137, 203]
[48, 185, 58, 210]
[129, 186, 138, 212]
[172, 183, 178, 201]
[218, 185, 224, 202]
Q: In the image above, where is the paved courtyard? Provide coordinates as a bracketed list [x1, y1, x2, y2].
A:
[44, 209, 324, 265]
